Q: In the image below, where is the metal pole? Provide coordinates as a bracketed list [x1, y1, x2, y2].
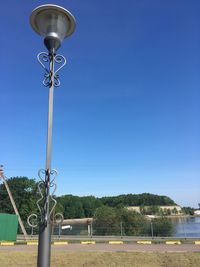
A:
[37, 52, 55, 267]
[120, 222, 123, 239]
[59, 224, 61, 238]
[151, 220, 154, 239]
[91, 222, 93, 238]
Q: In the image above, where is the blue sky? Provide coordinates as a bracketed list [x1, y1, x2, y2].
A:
[1, 0, 200, 207]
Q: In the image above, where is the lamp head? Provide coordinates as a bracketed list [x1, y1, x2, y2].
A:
[30, 4, 76, 53]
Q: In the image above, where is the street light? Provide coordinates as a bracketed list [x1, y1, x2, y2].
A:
[30, 4, 75, 53]
[29, 4, 75, 267]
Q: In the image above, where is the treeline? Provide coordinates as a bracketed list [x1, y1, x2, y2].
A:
[0, 176, 180, 235]
[56, 195, 102, 219]
[0, 177, 176, 221]
[100, 193, 176, 207]
[56, 193, 176, 219]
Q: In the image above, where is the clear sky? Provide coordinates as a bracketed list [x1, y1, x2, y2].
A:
[1, 0, 200, 208]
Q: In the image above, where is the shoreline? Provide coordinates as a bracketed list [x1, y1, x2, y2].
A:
[146, 215, 199, 219]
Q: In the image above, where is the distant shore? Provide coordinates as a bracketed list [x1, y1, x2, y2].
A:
[146, 214, 198, 219]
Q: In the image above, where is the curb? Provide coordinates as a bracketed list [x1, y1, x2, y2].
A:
[166, 241, 181, 245]
[53, 241, 68, 245]
[109, 241, 123, 244]
[0, 242, 14, 246]
[27, 242, 38, 245]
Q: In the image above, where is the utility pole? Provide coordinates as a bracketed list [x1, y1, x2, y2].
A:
[0, 165, 28, 239]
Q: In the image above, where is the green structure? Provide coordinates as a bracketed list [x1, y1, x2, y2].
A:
[0, 213, 18, 241]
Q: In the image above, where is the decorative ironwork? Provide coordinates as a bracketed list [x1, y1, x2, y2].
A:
[27, 168, 64, 232]
[27, 213, 38, 236]
[37, 52, 67, 87]
[27, 213, 38, 228]
[54, 213, 64, 225]
[37, 169, 57, 223]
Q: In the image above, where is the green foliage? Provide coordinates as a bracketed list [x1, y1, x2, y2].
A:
[56, 193, 176, 219]
[140, 205, 160, 215]
[81, 196, 103, 217]
[56, 195, 103, 219]
[119, 208, 149, 236]
[150, 217, 173, 236]
[0, 177, 178, 237]
[93, 206, 149, 236]
[0, 177, 38, 233]
[101, 193, 176, 207]
[172, 207, 178, 215]
[182, 207, 195, 216]
[56, 195, 84, 219]
[93, 206, 120, 235]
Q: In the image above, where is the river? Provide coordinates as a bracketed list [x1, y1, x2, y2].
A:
[172, 216, 200, 238]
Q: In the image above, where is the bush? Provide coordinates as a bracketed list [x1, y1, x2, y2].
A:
[93, 206, 149, 236]
[150, 217, 173, 236]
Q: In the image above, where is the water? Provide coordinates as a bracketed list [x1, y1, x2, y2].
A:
[172, 216, 200, 238]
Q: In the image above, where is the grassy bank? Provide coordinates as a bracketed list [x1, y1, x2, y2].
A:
[0, 251, 200, 267]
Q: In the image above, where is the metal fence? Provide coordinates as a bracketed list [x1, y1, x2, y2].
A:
[43, 220, 200, 239]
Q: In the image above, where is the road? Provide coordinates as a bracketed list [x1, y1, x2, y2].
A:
[0, 244, 200, 252]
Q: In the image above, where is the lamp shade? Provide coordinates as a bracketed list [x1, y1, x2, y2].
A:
[30, 4, 76, 52]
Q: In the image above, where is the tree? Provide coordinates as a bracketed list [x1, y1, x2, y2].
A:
[56, 195, 103, 218]
[142, 206, 159, 215]
[181, 207, 194, 216]
[57, 195, 85, 219]
[93, 206, 149, 236]
[81, 196, 102, 217]
[0, 176, 38, 232]
[172, 207, 178, 215]
[119, 208, 149, 236]
[0, 176, 179, 237]
[101, 193, 176, 207]
[150, 217, 173, 236]
[93, 206, 120, 235]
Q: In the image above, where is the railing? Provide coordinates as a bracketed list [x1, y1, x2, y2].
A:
[21, 220, 200, 239]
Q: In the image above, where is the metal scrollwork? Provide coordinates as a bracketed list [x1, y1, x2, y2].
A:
[36, 169, 58, 223]
[27, 214, 38, 228]
[37, 52, 67, 87]
[52, 213, 64, 225]
[27, 214, 38, 236]
[27, 168, 64, 235]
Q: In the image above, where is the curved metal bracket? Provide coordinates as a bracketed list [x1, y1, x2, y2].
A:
[36, 169, 58, 222]
[52, 213, 64, 225]
[27, 211, 63, 235]
[37, 52, 67, 87]
[27, 214, 38, 228]
[27, 168, 64, 229]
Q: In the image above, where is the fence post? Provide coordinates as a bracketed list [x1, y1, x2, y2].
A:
[151, 220, 154, 239]
[120, 222, 123, 239]
[91, 222, 93, 238]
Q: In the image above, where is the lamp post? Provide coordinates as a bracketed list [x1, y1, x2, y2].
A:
[30, 4, 75, 267]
